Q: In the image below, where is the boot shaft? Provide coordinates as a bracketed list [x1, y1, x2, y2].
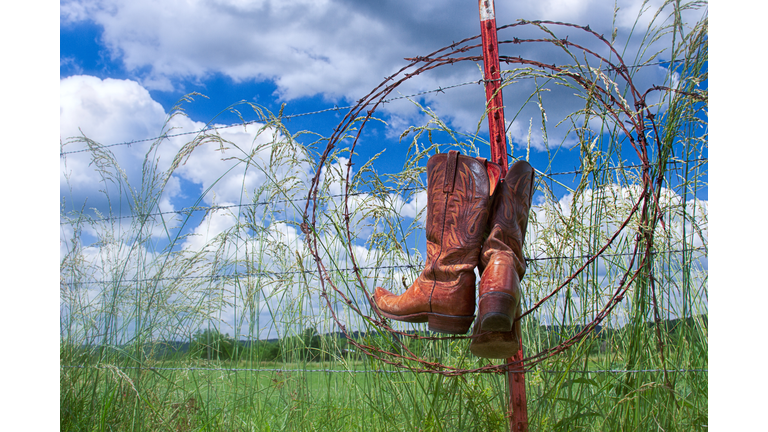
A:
[480, 160, 535, 276]
[373, 150, 497, 332]
[423, 151, 495, 284]
[470, 160, 535, 357]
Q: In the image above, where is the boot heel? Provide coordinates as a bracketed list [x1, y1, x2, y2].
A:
[469, 328, 519, 359]
[428, 313, 474, 334]
[477, 292, 517, 332]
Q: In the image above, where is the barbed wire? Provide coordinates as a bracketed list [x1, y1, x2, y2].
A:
[60, 20, 707, 381]
[59, 157, 707, 226]
[58, 80, 487, 157]
[296, 19, 708, 375]
[61, 246, 705, 287]
[58, 59, 692, 157]
[59, 106, 356, 157]
[62, 263, 418, 286]
[60, 364, 707, 375]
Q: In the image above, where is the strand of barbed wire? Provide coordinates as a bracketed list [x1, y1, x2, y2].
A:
[59, 59, 689, 157]
[289, 18, 707, 373]
[60, 364, 707, 375]
[59, 157, 708, 226]
[61, 246, 705, 287]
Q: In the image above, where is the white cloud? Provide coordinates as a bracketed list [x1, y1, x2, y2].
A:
[179, 204, 240, 252]
[60, 75, 166, 144]
[394, 189, 428, 222]
[60, 75, 315, 228]
[60, 0, 706, 152]
[522, 182, 707, 326]
[540, 0, 592, 20]
[60, 75, 168, 220]
[529, 183, 708, 254]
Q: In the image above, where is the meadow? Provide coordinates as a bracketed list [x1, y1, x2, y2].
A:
[61, 317, 707, 431]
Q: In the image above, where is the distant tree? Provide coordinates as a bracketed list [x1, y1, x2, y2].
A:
[302, 327, 321, 351]
[190, 329, 241, 360]
[280, 327, 322, 361]
[252, 340, 281, 361]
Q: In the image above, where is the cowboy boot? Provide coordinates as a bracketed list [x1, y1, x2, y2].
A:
[470, 160, 535, 358]
[372, 150, 501, 334]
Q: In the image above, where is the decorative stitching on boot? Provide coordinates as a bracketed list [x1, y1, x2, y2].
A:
[443, 150, 459, 193]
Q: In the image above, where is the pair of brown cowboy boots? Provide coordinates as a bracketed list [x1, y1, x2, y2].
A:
[372, 150, 534, 359]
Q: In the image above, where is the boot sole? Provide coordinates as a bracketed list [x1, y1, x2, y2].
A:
[476, 292, 517, 332]
[470, 330, 519, 359]
[378, 310, 474, 334]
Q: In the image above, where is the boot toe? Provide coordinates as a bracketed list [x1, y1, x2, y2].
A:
[373, 286, 392, 302]
[373, 286, 398, 311]
[372, 285, 428, 318]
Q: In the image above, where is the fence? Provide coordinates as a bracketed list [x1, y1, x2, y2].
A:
[60, 5, 707, 432]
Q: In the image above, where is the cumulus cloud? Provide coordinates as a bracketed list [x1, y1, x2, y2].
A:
[60, 0, 705, 152]
[60, 75, 315, 227]
[60, 75, 167, 144]
[529, 183, 708, 256]
[58, 75, 405, 338]
[522, 182, 708, 327]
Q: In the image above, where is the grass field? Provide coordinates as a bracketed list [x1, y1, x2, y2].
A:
[61, 318, 708, 431]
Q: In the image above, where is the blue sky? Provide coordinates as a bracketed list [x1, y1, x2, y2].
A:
[59, 0, 709, 243]
[55, 0, 715, 359]
[53, 0, 716, 355]
[57, 5, 710, 340]
[58, 1, 709, 301]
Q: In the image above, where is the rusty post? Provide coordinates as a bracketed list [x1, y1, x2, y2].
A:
[507, 315, 529, 432]
[478, 0, 508, 175]
[477, 1, 529, 431]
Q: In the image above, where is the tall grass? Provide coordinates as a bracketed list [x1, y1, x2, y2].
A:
[61, 2, 707, 431]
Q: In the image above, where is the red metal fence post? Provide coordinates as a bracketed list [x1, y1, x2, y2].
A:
[478, 0, 508, 175]
[477, 2, 529, 431]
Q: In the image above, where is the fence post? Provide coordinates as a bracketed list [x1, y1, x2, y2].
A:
[478, 0, 508, 175]
[477, 2, 529, 431]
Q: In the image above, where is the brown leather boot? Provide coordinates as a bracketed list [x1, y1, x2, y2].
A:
[373, 150, 501, 334]
[470, 160, 535, 358]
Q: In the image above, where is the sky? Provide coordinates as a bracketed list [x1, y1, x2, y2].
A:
[57, 0, 710, 245]
[53, 8, 718, 405]
[12, 0, 727, 424]
[56, 3, 713, 337]
[62, 3, 707, 174]
[58, 7, 705, 245]
[0, 0, 762, 428]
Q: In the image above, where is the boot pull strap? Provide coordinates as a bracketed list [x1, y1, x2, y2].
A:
[474, 156, 501, 196]
[485, 160, 502, 197]
[443, 150, 459, 193]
